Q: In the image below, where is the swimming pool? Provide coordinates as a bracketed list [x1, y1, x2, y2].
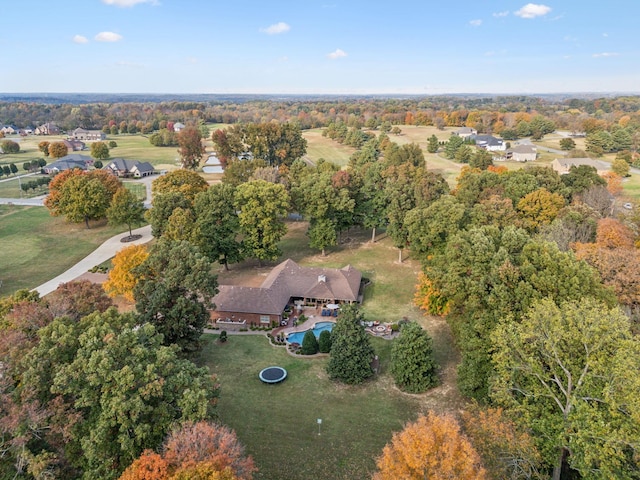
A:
[286, 321, 335, 345]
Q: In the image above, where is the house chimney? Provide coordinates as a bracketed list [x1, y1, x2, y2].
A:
[318, 274, 326, 283]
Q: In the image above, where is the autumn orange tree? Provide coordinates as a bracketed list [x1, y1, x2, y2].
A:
[103, 244, 149, 301]
[574, 218, 640, 315]
[460, 404, 544, 479]
[373, 411, 486, 480]
[119, 422, 255, 480]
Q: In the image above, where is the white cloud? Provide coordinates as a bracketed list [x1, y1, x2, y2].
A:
[493, 11, 509, 17]
[514, 3, 552, 19]
[327, 49, 347, 59]
[260, 22, 291, 35]
[469, 19, 482, 27]
[95, 31, 123, 42]
[102, 0, 158, 7]
[73, 35, 88, 44]
[593, 52, 620, 58]
[603, 33, 608, 37]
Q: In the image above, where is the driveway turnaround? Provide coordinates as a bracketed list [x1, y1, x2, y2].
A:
[34, 224, 153, 297]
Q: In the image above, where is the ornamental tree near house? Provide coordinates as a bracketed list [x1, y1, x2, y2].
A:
[90, 141, 110, 160]
[48, 141, 68, 158]
[326, 304, 374, 384]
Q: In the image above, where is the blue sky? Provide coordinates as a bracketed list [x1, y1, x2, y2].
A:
[1, 0, 639, 94]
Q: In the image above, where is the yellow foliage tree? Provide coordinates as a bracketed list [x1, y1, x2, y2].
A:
[103, 244, 149, 301]
[516, 187, 566, 231]
[373, 411, 486, 480]
[414, 272, 449, 316]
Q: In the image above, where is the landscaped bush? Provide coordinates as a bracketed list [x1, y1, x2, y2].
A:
[318, 330, 332, 353]
[301, 330, 319, 355]
[219, 330, 227, 343]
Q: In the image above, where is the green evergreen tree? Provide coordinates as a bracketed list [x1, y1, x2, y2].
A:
[326, 304, 374, 384]
[318, 329, 332, 353]
[301, 330, 319, 355]
[390, 322, 438, 393]
[427, 134, 439, 153]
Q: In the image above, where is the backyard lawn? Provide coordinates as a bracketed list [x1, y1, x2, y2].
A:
[197, 219, 463, 480]
[195, 334, 423, 480]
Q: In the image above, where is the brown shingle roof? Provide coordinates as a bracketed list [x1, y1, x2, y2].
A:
[212, 259, 361, 316]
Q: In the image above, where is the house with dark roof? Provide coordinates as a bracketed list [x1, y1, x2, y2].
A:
[103, 158, 154, 177]
[470, 134, 506, 151]
[43, 154, 93, 174]
[211, 259, 363, 326]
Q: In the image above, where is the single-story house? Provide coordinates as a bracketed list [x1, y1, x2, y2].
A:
[551, 158, 610, 176]
[43, 155, 92, 174]
[103, 158, 154, 178]
[35, 122, 60, 135]
[211, 259, 363, 326]
[454, 127, 477, 138]
[63, 139, 86, 152]
[70, 128, 106, 141]
[506, 144, 537, 162]
[470, 134, 506, 151]
[173, 122, 186, 132]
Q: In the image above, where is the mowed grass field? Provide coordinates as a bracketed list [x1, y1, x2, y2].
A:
[0, 205, 128, 296]
[196, 220, 462, 480]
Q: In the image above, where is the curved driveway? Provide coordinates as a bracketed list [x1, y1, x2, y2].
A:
[34, 224, 153, 297]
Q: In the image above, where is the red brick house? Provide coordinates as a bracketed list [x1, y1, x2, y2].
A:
[211, 259, 362, 326]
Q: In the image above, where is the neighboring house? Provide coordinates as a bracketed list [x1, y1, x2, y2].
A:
[63, 139, 86, 151]
[211, 259, 363, 326]
[103, 158, 154, 178]
[0, 125, 17, 135]
[470, 134, 506, 151]
[70, 128, 106, 141]
[454, 127, 477, 138]
[43, 155, 92, 174]
[202, 154, 224, 174]
[551, 158, 610, 176]
[173, 122, 186, 132]
[506, 144, 537, 162]
[35, 122, 60, 135]
[18, 128, 34, 136]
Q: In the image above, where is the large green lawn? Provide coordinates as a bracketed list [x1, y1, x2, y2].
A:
[0, 206, 128, 296]
[194, 334, 422, 480]
[204, 221, 463, 480]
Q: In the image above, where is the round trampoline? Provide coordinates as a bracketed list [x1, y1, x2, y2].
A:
[259, 366, 288, 384]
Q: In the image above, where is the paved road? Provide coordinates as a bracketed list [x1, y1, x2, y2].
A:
[0, 197, 44, 206]
[34, 224, 153, 297]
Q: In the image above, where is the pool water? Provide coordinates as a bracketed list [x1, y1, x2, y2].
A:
[286, 321, 334, 345]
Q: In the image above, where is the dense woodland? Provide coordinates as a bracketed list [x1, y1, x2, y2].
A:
[2, 95, 640, 479]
